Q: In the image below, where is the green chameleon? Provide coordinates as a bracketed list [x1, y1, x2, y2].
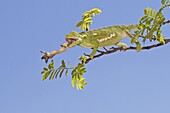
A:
[41, 24, 139, 63]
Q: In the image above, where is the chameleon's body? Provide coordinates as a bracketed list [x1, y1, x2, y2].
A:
[77, 24, 138, 47]
[41, 24, 138, 63]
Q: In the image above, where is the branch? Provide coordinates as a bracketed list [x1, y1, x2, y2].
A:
[85, 38, 170, 64]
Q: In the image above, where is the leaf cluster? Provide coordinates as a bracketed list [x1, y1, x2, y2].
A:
[131, 0, 170, 51]
[76, 8, 101, 31]
[41, 60, 73, 81]
[71, 56, 87, 90]
[41, 57, 87, 90]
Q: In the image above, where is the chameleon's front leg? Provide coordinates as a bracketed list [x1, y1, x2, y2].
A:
[89, 41, 99, 59]
[41, 43, 68, 63]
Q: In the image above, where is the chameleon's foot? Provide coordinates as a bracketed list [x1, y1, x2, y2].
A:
[90, 55, 94, 59]
[40, 51, 53, 63]
[120, 48, 127, 52]
[116, 42, 128, 52]
[84, 53, 93, 59]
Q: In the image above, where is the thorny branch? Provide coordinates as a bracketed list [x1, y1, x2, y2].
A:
[85, 20, 170, 64]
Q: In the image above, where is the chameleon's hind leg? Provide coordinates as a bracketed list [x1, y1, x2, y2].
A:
[125, 30, 141, 51]
[115, 42, 128, 52]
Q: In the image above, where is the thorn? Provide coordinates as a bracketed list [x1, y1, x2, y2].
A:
[97, 49, 104, 53]
[103, 47, 108, 52]
[110, 47, 115, 50]
[84, 53, 90, 57]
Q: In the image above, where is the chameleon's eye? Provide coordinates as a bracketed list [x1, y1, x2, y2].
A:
[71, 31, 78, 35]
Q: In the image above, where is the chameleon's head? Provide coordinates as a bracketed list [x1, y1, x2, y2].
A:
[65, 31, 82, 45]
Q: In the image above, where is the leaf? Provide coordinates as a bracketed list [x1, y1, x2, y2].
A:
[162, 0, 166, 5]
[144, 8, 149, 15]
[160, 36, 165, 44]
[76, 8, 101, 31]
[136, 42, 142, 52]
[43, 67, 48, 71]
[41, 71, 45, 74]
[42, 71, 51, 81]
[61, 60, 66, 67]
[71, 78, 75, 87]
[76, 21, 83, 27]
[90, 8, 102, 15]
[48, 60, 54, 69]
[65, 69, 69, 76]
[76, 83, 79, 89]
[140, 15, 149, 23]
[59, 69, 65, 78]
[131, 33, 139, 44]
[83, 12, 89, 17]
[55, 69, 61, 78]
[49, 69, 57, 80]
[84, 17, 92, 21]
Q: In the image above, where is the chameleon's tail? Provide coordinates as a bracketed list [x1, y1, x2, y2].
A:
[126, 24, 138, 30]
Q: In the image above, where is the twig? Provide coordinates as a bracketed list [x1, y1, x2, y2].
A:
[163, 20, 170, 25]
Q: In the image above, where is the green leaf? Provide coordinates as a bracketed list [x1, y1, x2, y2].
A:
[71, 78, 75, 87]
[76, 21, 83, 27]
[76, 83, 79, 89]
[55, 69, 61, 78]
[136, 42, 142, 52]
[90, 8, 102, 15]
[76, 8, 101, 31]
[42, 71, 51, 81]
[59, 69, 65, 78]
[162, 0, 166, 5]
[49, 69, 57, 80]
[160, 36, 165, 44]
[83, 12, 89, 17]
[139, 15, 148, 23]
[65, 69, 69, 76]
[61, 60, 66, 67]
[84, 17, 92, 21]
[131, 32, 140, 44]
[48, 60, 54, 69]
[144, 8, 149, 15]
[43, 67, 48, 71]
[41, 71, 45, 74]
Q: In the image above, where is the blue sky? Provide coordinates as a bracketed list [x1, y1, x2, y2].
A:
[0, 0, 170, 113]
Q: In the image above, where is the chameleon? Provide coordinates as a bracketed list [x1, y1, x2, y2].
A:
[41, 24, 139, 63]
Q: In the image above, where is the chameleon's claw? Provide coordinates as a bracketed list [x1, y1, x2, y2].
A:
[40, 51, 52, 63]
[120, 49, 126, 52]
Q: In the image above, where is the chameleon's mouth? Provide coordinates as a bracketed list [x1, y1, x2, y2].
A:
[66, 37, 78, 44]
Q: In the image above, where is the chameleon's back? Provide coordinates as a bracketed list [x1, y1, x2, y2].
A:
[80, 24, 138, 33]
